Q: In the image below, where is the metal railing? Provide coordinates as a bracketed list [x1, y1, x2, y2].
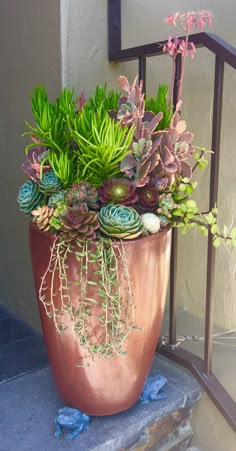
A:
[108, 0, 236, 431]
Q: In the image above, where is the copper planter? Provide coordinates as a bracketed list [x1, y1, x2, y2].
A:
[29, 223, 171, 415]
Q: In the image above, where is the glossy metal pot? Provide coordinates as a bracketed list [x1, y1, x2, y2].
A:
[30, 223, 171, 415]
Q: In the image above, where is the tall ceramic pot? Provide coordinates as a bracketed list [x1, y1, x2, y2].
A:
[30, 223, 171, 415]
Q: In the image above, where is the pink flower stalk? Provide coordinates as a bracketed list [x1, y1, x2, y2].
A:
[163, 10, 213, 104]
[76, 89, 86, 112]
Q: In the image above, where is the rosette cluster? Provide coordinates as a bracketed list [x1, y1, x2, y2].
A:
[99, 204, 143, 239]
[65, 182, 99, 209]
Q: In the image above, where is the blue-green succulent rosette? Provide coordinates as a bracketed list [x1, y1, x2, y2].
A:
[99, 204, 144, 239]
[38, 171, 63, 196]
[17, 180, 46, 215]
[48, 190, 66, 208]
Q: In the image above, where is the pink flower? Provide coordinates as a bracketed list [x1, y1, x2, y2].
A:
[164, 14, 177, 27]
[164, 10, 213, 33]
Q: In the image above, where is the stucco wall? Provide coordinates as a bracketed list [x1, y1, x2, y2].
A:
[0, 0, 61, 329]
[61, 0, 236, 329]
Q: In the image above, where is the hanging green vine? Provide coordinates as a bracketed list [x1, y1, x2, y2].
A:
[39, 236, 138, 364]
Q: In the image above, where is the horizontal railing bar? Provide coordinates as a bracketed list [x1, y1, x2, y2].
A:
[109, 32, 236, 69]
[159, 346, 236, 432]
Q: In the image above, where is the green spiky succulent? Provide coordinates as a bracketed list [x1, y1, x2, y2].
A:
[38, 171, 63, 196]
[99, 204, 143, 239]
[17, 180, 46, 215]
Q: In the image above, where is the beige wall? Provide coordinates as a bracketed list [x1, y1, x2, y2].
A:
[61, 0, 236, 330]
[0, 0, 61, 329]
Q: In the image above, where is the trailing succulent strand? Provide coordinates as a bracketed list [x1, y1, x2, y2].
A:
[39, 237, 137, 362]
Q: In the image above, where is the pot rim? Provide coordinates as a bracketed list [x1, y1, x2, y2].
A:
[29, 221, 171, 246]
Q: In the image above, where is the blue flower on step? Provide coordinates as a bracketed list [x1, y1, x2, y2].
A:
[54, 406, 90, 440]
[139, 375, 167, 404]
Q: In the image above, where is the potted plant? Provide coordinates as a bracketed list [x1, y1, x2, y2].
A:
[17, 11, 236, 416]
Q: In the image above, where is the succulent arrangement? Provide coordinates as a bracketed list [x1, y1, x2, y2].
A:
[17, 11, 236, 361]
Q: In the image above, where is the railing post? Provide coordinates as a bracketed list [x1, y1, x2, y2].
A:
[138, 57, 146, 93]
[169, 54, 182, 346]
[108, 0, 121, 56]
[204, 56, 224, 375]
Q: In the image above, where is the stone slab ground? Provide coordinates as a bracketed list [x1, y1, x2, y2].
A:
[0, 355, 201, 451]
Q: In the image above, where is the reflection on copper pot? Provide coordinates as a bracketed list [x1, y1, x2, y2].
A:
[29, 223, 171, 415]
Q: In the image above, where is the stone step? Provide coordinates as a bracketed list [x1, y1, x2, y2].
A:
[0, 353, 201, 451]
[0, 304, 48, 384]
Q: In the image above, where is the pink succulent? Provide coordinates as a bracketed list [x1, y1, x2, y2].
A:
[22, 147, 50, 182]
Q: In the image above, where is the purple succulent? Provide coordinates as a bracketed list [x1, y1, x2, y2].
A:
[59, 203, 99, 241]
[138, 184, 159, 211]
[99, 178, 138, 206]
[156, 102, 195, 184]
[109, 76, 163, 142]
[120, 132, 162, 187]
[22, 147, 50, 182]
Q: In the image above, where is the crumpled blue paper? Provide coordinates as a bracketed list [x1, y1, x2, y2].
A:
[139, 375, 167, 404]
[54, 406, 90, 440]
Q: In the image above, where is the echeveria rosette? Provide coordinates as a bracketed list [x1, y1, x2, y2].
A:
[141, 213, 161, 234]
[17, 180, 46, 216]
[48, 190, 66, 208]
[138, 184, 159, 211]
[59, 203, 99, 241]
[38, 171, 63, 196]
[99, 178, 138, 206]
[99, 204, 143, 239]
[65, 182, 99, 209]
